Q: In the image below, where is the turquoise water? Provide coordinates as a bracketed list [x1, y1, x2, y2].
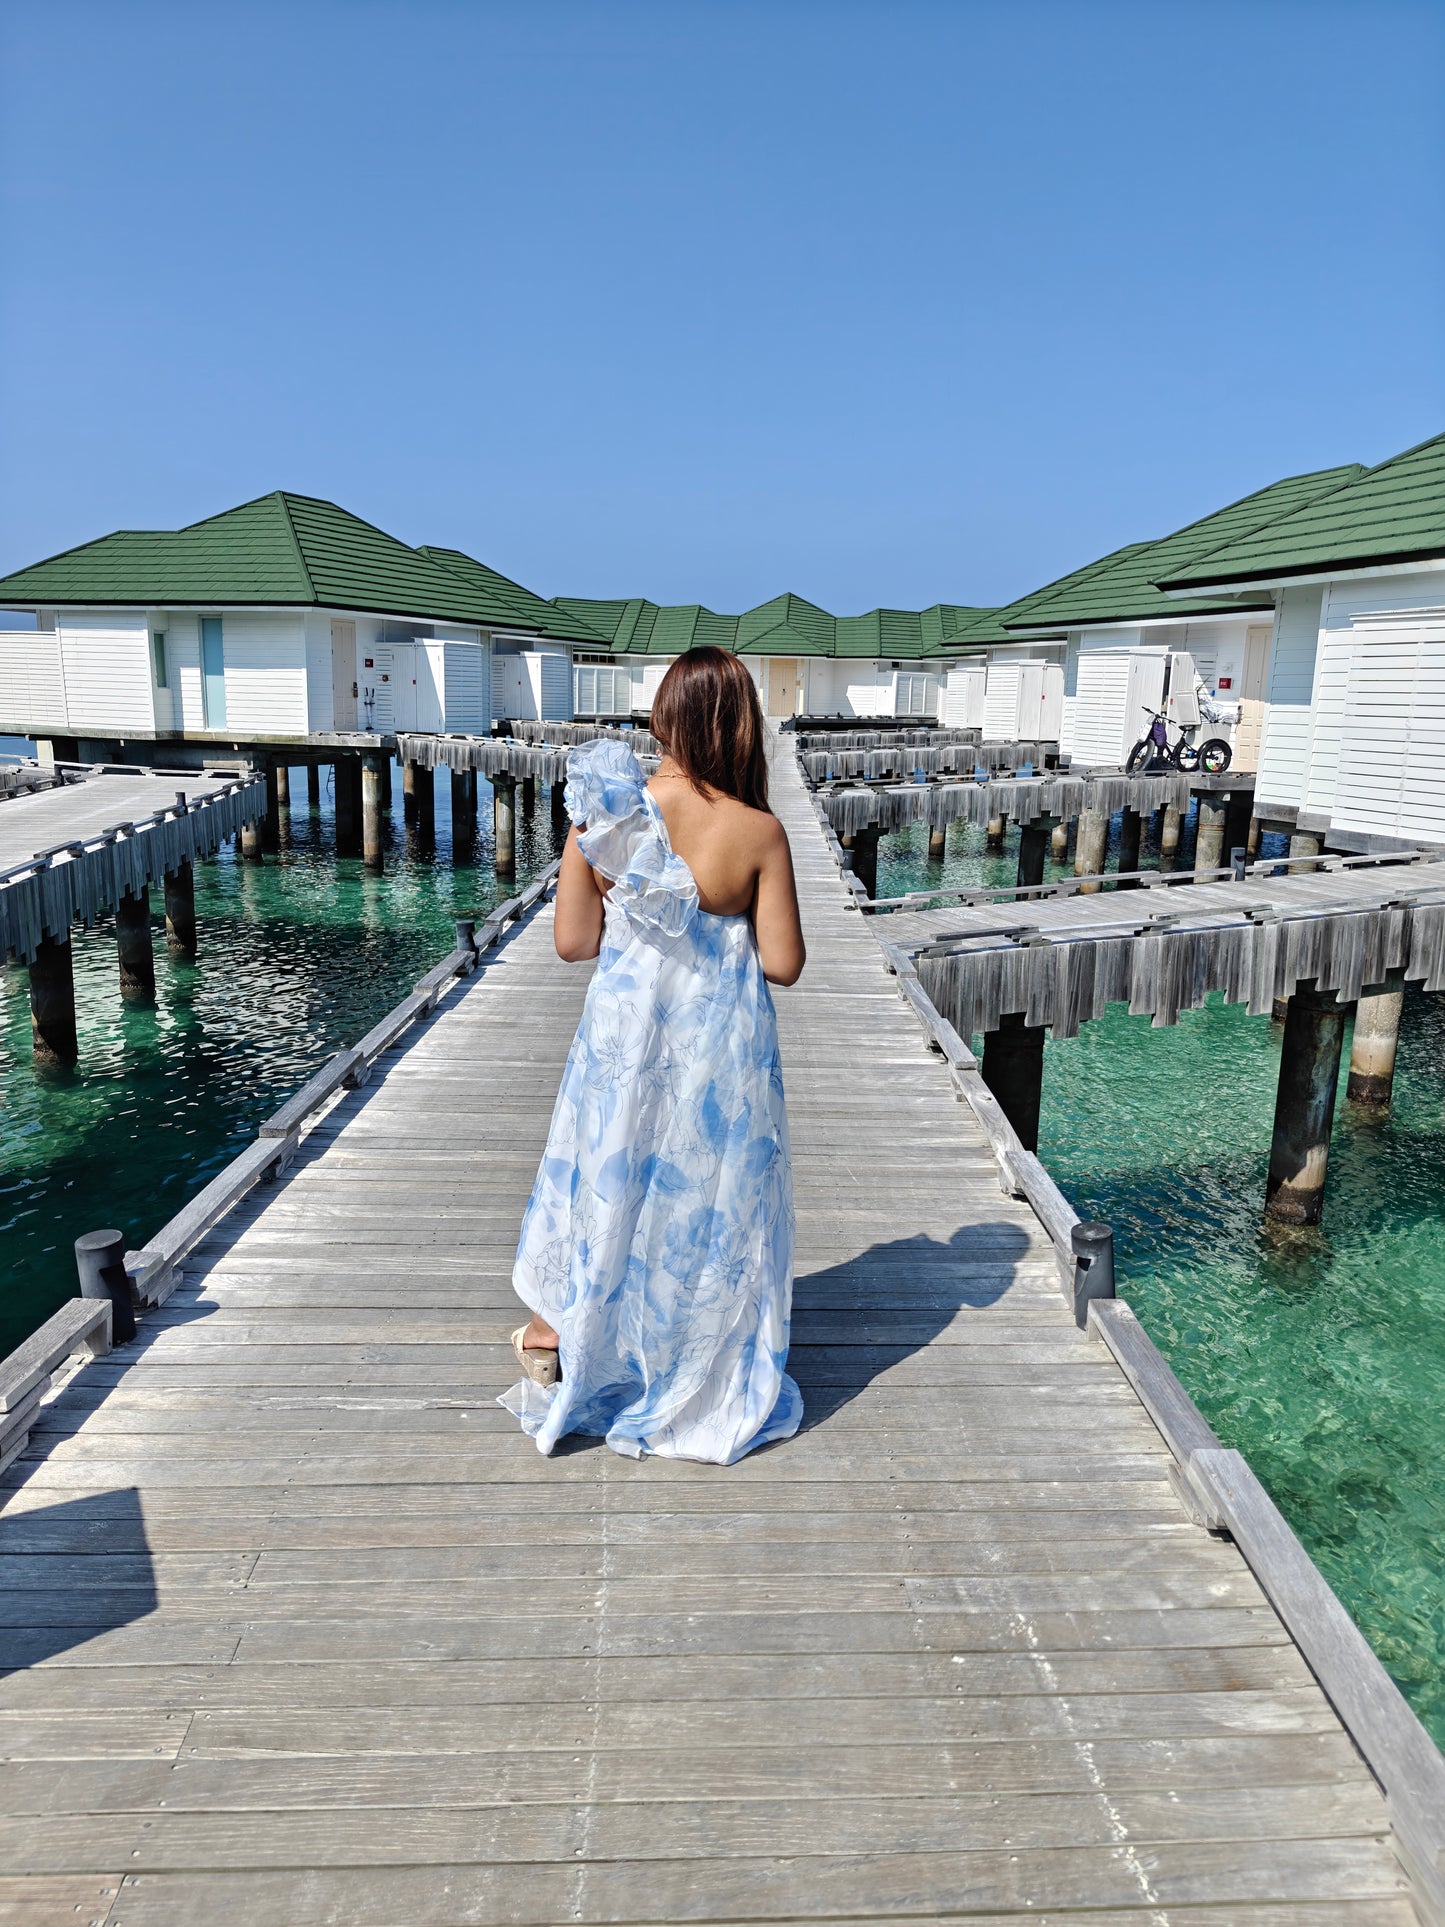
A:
[880, 810, 1445, 1750]
[0, 766, 561, 1358]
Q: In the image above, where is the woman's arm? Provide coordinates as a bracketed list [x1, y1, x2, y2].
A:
[553, 825, 607, 961]
[752, 818, 806, 986]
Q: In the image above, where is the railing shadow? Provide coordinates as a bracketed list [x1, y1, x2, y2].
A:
[0, 1487, 156, 1671]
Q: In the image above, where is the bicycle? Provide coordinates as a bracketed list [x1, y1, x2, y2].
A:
[1126, 705, 1232, 775]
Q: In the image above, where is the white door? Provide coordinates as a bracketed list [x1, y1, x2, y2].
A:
[765, 658, 801, 716]
[331, 619, 357, 730]
[1233, 624, 1272, 771]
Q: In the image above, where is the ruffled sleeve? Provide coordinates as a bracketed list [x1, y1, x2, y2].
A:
[564, 740, 698, 938]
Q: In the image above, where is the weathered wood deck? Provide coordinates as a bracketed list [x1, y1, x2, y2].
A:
[0, 741, 1417, 1923]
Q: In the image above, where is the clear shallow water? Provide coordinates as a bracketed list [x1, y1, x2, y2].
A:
[0, 767, 561, 1358]
[879, 808, 1445, 1749]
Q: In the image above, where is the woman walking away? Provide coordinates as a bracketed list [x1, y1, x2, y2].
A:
[501, 646, 807, 1464]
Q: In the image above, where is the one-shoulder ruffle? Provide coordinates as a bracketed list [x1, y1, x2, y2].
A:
[564, 739, 698, 938]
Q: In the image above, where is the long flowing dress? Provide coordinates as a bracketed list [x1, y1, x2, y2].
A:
[500, 739, 802, 1463]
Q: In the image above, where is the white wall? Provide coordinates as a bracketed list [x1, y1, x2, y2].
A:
[0, 626, 68, 730]
[56, 611, 155, 733]
[304, 611, 335, 731]
[444, 640, 490, 732]
[944, 663, 986, 728]
[215, 612, 309, 734]
[1255, 586, 1325, 812]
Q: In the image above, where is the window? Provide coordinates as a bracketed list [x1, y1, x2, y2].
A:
[151, 631, 168, 688]
[201, 616, 226, 727]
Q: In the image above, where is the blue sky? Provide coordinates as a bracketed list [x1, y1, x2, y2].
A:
[2, 0, 1441, 612]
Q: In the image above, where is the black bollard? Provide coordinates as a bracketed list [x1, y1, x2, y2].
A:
[1070, 1221, 1116, 1328]
[74, 1229, 136, 1343]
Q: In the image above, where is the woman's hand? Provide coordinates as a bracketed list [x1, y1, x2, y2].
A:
[553, 825, 606, 961]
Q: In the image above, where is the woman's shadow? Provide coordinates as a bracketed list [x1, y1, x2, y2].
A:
[787, 1219, 1037, 1429]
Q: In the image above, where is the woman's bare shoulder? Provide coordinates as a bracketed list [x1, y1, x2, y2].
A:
[716, 796, 789, 850]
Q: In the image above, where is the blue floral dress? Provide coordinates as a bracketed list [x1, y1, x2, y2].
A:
[501, 739, 802, 1463]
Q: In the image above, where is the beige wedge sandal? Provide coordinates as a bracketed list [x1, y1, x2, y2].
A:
[512, 1326, 560, 1388]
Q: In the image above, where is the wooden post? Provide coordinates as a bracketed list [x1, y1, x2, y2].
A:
[550, 780, 570, 844]
[115, 885, 155, 1001]
[1247, 812, 1262, 857]
[163, 860, 197, 957]
[1348, 984, 1404, 1106]
[494, 773, 517, 877]
[262, 763, 281, 853]
[927, 823, 947, 862]
[1223, 791, 1252, 865]
[451, 768, 474, 827]
[981, 1012, 1045, 1151]
[1194, 794, 1227, 874]
[1051, 820, 1070, 860]
[1016, 819, 1051, 892]
[1074, 808, 1108, 894]
[1265, 982, 1346, 1226]
[275, 764, 291, 808]
[1116, 807, 1142, 888]
[335, 757, 361, 856]
[412, 763, 435, 842]
[521, 774, 536, 815]
[29, 933, 78, 1066]
[849, 825, 881, 899]
[402, 761, 419, 823]
[1289, 829, 1322, 874]
[74, 1229, 136, 1344]
[306, 763, 321, 807]
[1159, 804, 1182, 867]
[985, 813, 1006, 851]
[240, 811, 264, 861]
[362, 753, 387, 870]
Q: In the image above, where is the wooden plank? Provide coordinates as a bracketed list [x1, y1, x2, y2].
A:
[0, 1299, 111, 1413]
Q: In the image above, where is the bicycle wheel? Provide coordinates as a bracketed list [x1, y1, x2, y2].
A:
[1199, 739, 1232, 774]
[1173, 742, 1200, 772]
[1125, 740, 1153, 775]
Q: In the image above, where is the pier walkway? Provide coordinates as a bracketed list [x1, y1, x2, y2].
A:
[0, 743, 1416, 1922]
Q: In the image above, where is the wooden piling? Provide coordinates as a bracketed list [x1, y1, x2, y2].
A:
[1194, 794, 1228, 874]
[1051, 819, 1070, 860]
[114, 886, 155, 1002]
[334, 757, 362, 856]
[451, 768, 474, 828]
[306, 763, 321, 807]
[927, 824, 947, 862]
[1223, 791, 1253, 865]
[1289, 830, 1323, 874]
[1159, 803, 1182, 867]
[240, 811, 264, 862]
[380, 757, 393, 810]
[262, 763, 281, 853]
[275, 764, 291, 808]
[402, 761, 419, 823]
[1015, 819, 1051, 893]
[985, 813, 1006, 851]
[1074, 807, 1107, 894]
[1247, 812, 1262, 857]
[550, 780, 570, 844]
[521, 774, 536, 815]
[362, 753, 387, 870]
[29, 933, 78, 1065]
[1348, 984, 1404, 1106]
[412, 762, 436, 842]
[1266, 982, 1346, 1226]
[494, 773, 517, 877]
[981, 1011, 1045, 1152]
[1116, 807, 1142, 888]
[163, 860, 197, 957]
[849, 825, 881, 899]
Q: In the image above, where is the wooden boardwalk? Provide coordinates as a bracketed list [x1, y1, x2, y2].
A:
[0, 742, 1416, 1923]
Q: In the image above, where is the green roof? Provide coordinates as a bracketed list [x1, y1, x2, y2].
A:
[0, 492, 592, 637]
[931, 543, 1157, 650]
[1009, 465, 1367, 628]
[1157, 433, 1445, 590]
[416, 547, 608, 644]
[555, 592, 987, 660]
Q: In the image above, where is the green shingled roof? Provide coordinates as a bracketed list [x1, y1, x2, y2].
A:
[0, 492, 592, 637]
[1157, 433, 1445, 590]
[416, 547, 608, 644]
[1009, 465, 1367, 628]
[555, 593, 987, 660]
[931, 543, 1158, 650]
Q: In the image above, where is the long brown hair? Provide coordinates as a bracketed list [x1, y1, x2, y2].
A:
[649, 646, 770, 812]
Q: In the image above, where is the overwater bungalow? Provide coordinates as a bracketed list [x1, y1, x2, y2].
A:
[1157, 429, 1445, 852]
[0, 492, 609, 764]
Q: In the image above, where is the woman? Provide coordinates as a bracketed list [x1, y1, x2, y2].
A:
[500, 646, 807, 1464]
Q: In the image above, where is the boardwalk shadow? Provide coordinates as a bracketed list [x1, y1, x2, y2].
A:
[0, 1488, 157, 1672]
[789, 1220, 1036, 1429]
